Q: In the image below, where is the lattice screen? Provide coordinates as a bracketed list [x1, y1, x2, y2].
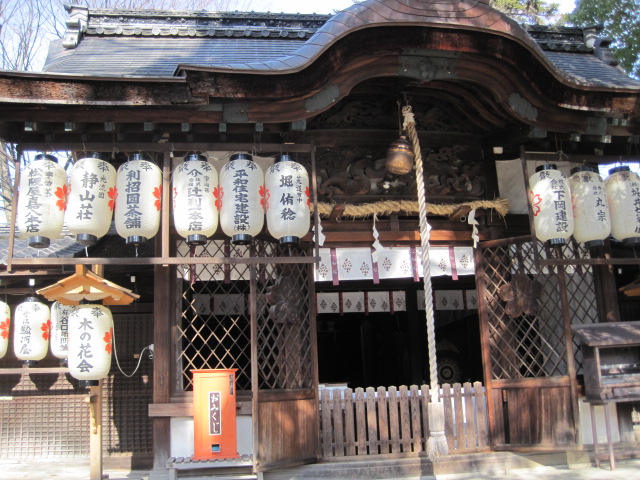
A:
[255, 253, 314, 390]
[177, 239, 313, 392]
[479, 238, 597, 381]
[0, 313, 153, 459]
[177, 239, 253, 391]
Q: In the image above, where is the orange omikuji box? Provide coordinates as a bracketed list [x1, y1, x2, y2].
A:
[192, 369, 240, 460]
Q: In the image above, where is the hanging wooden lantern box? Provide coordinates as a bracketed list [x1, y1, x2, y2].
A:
[572, 321, 640, 402]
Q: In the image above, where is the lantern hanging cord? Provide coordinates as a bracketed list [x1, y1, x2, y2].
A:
[111, 326, 151, 378]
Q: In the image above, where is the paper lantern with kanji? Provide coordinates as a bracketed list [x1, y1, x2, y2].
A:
[114, 153, 162, 246]
[605, 166, 640, 246]
[219, 153, 265, 245]
[173, 153, 219, 246]
[50, 301, 75, 360]
[569, 165, 611, 248]
[13, 297, 50, 363]
[529, 164, 574, 245]
[16, 154, 68, 248]
[265, 154, 311, 246]
[68, 304, 113, 386]
[0, 300, 10, 359]
[66, 152, 116, 246]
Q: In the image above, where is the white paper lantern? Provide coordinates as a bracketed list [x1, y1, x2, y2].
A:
[173, 153, 219, 246]
[529, 164, 574, 245]
[13, 297, 50, 364]
[50, 301, 75, 360]
[0, 300, 10, 359]
[65, 152, 116, 246]
[16, 154, 68, 248]
[68, 304, 113, 386]
[219, 153, 265, 245]
[265, 154, 311, 246]
[605, 166, 640, 246]
[569, 165, 611, 247]
[115, 153, 162, 246]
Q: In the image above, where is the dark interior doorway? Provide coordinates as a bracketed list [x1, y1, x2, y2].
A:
[316, 281, 483, 388]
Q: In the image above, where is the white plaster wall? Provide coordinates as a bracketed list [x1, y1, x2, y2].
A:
[170, 415, 253, 458]
[578, 399, 620, 444]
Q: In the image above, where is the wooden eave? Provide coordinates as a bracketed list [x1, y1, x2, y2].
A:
[36, 265, 140, 305]
[1, 27, 639, 139]
[1, 0, 640, 147]
[571, 321, 640, 347]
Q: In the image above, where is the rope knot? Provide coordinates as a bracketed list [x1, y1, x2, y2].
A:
[401, 105, 415, 129]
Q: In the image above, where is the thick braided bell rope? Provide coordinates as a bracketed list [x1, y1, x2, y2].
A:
[403, 105, 439, 394]
[313, 198, 509, 218]
[403, 105, 448, 461]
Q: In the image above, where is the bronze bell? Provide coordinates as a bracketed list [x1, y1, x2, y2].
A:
[385, 135, 414, 175]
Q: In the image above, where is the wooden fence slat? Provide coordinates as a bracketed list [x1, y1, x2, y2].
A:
[387, 386, 401, 454]
[355, 388, 367, 455]
[376, 386, 389, 454]
[343, 388, 356, 456]
[453, 383, 465, 450]
[420, 384, 430, 452]
[332, 389, 345, 456]
[463, 382, 475, 449]
[409, 385, 422, 453]
[320, 382, 490, 459]
[321, 389, 333, 457]
[474, 381, 489, 448]
[442, 384, 455, 450]
[399, 385, 412, 452]
[366, 387, 378, 454]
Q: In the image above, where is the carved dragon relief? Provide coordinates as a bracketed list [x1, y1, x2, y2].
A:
[308, 95, 485, 201]
[311, 99, 466, 133]
[315, 145, 485, 201]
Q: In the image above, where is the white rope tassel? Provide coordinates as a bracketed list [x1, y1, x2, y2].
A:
[427, 401, 448, 461]
[403, 105, 449, 460]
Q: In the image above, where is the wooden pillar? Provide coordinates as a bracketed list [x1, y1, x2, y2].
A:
[590, 243, 620, 323]
[553, 248, 580, 445]
[89, 264, 104, 480]
[89, 382, 103, 480]
[152, 162, 173, 479]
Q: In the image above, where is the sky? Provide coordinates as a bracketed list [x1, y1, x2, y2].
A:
[263, 0, 577, 15]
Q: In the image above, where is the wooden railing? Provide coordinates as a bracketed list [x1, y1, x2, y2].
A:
[319, 382, 490, 458]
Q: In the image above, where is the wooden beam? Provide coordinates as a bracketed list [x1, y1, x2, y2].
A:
[301, 230, 477, 244]
[17, 142, 312, 154]
[148, 401, 252, 417]
[0, 367, 69, 375]
[9, 255, 320, 267]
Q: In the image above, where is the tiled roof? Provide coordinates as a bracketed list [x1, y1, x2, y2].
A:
[45, 36, 307, 77]
[544, 52, 640, 89]
[43, 5, 329, 77]
[42, 0, 640, 90]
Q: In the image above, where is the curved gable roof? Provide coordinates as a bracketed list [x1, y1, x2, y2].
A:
[180, 0, 539, 73]
[177, 0, 640, 92]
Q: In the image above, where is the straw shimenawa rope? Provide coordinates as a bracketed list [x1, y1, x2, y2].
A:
[402, 104, 449, 462]
[313, 198, 509, 219]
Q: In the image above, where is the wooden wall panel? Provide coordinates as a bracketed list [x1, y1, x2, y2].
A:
[492, 383, 575, 447]
[256, 397, 318, 470]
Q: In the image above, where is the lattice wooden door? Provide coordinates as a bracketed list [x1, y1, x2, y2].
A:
[175, 239, 318, 471]
[476, 236, 598, 447]
[252, 247, 318, 472]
